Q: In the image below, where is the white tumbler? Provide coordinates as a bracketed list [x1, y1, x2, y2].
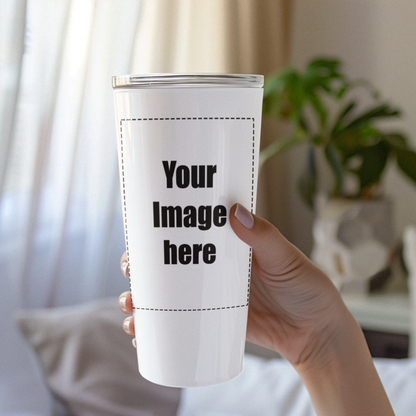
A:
[112, 74, 263, 387]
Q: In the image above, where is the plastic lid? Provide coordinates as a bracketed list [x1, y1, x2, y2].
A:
[112, 73, 264, 89]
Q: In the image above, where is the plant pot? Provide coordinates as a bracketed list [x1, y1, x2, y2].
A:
[311, 196, 395, 292]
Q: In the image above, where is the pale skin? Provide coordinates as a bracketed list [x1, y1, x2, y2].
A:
[118, 203, 395, 416]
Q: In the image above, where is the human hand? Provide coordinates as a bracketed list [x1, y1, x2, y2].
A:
[118, 256, 135, 346]
[229, 203, 348, 367]
[227, 203, 393, 415]
[118, 202, 394, 415]
[119, 202, 346, 366]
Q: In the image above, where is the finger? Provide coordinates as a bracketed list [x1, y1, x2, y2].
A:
[123, 316, 135, 335]
[118, 291, 133, 313]
[229, 203, 310, 277]
[120, 252, 129, 278]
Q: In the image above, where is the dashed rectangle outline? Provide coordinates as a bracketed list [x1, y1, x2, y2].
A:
[119, 117, 256, 312]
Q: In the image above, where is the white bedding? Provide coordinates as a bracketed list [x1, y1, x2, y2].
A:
[3, 298, 416, 416]
[178, 354, 416, 416]
[178, 354, 313, 416]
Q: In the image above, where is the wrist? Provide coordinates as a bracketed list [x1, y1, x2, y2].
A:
[294, 305, 394, 416]
[294, 301, 358, 374]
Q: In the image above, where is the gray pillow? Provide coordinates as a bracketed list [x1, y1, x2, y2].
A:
[16, 298, 181, 416]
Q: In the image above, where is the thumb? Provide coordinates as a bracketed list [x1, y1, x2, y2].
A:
[229, 203, 310, 276]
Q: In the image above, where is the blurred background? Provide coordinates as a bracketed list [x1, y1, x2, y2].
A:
[1, 0, 416, 412]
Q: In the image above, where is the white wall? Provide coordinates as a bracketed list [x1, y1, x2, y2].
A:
[286, 0, 416, 253]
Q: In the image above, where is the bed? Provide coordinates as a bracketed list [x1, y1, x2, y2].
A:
[2, 297, 416, 416]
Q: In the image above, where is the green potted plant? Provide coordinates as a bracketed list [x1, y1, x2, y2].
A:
[261, 58, 416, 290]
[261, 57, 416, 208]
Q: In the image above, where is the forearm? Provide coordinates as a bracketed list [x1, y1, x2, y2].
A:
[295, 307, 394, 416]
[229, 206, 395, 414]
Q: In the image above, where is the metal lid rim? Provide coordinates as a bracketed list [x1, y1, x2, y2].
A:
[112, 74, 264, 88]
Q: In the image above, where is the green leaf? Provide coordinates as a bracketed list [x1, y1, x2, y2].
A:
[263, 69, 304, 120]
[353, 141, 389, 191]
[263, 68, 298, 96]
[394, 147, 416, 186]
[307, 90, 327, 127]
[306, 58, 343, 84]
[331, 101, 357, 136]
[332, 105, 400, 155]
[331, 126, 381, 158]
[343, 104, 400, 131]
[384, 136, 416, 186]
[303, 59, 345, 98]
[383, 133, 409, 149]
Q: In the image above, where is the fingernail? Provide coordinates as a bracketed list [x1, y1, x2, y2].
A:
[132, 338, 137, 348]
[121, 261, 129, 278]
[234, 203, 254, 229]
[119, 296, 127, 310]
[123, 319, 130, 333]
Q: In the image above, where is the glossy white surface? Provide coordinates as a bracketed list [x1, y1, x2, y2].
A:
[113, 83, 263, 386]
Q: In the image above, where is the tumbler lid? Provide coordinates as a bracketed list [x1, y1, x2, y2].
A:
[112, 74, 264, 89]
